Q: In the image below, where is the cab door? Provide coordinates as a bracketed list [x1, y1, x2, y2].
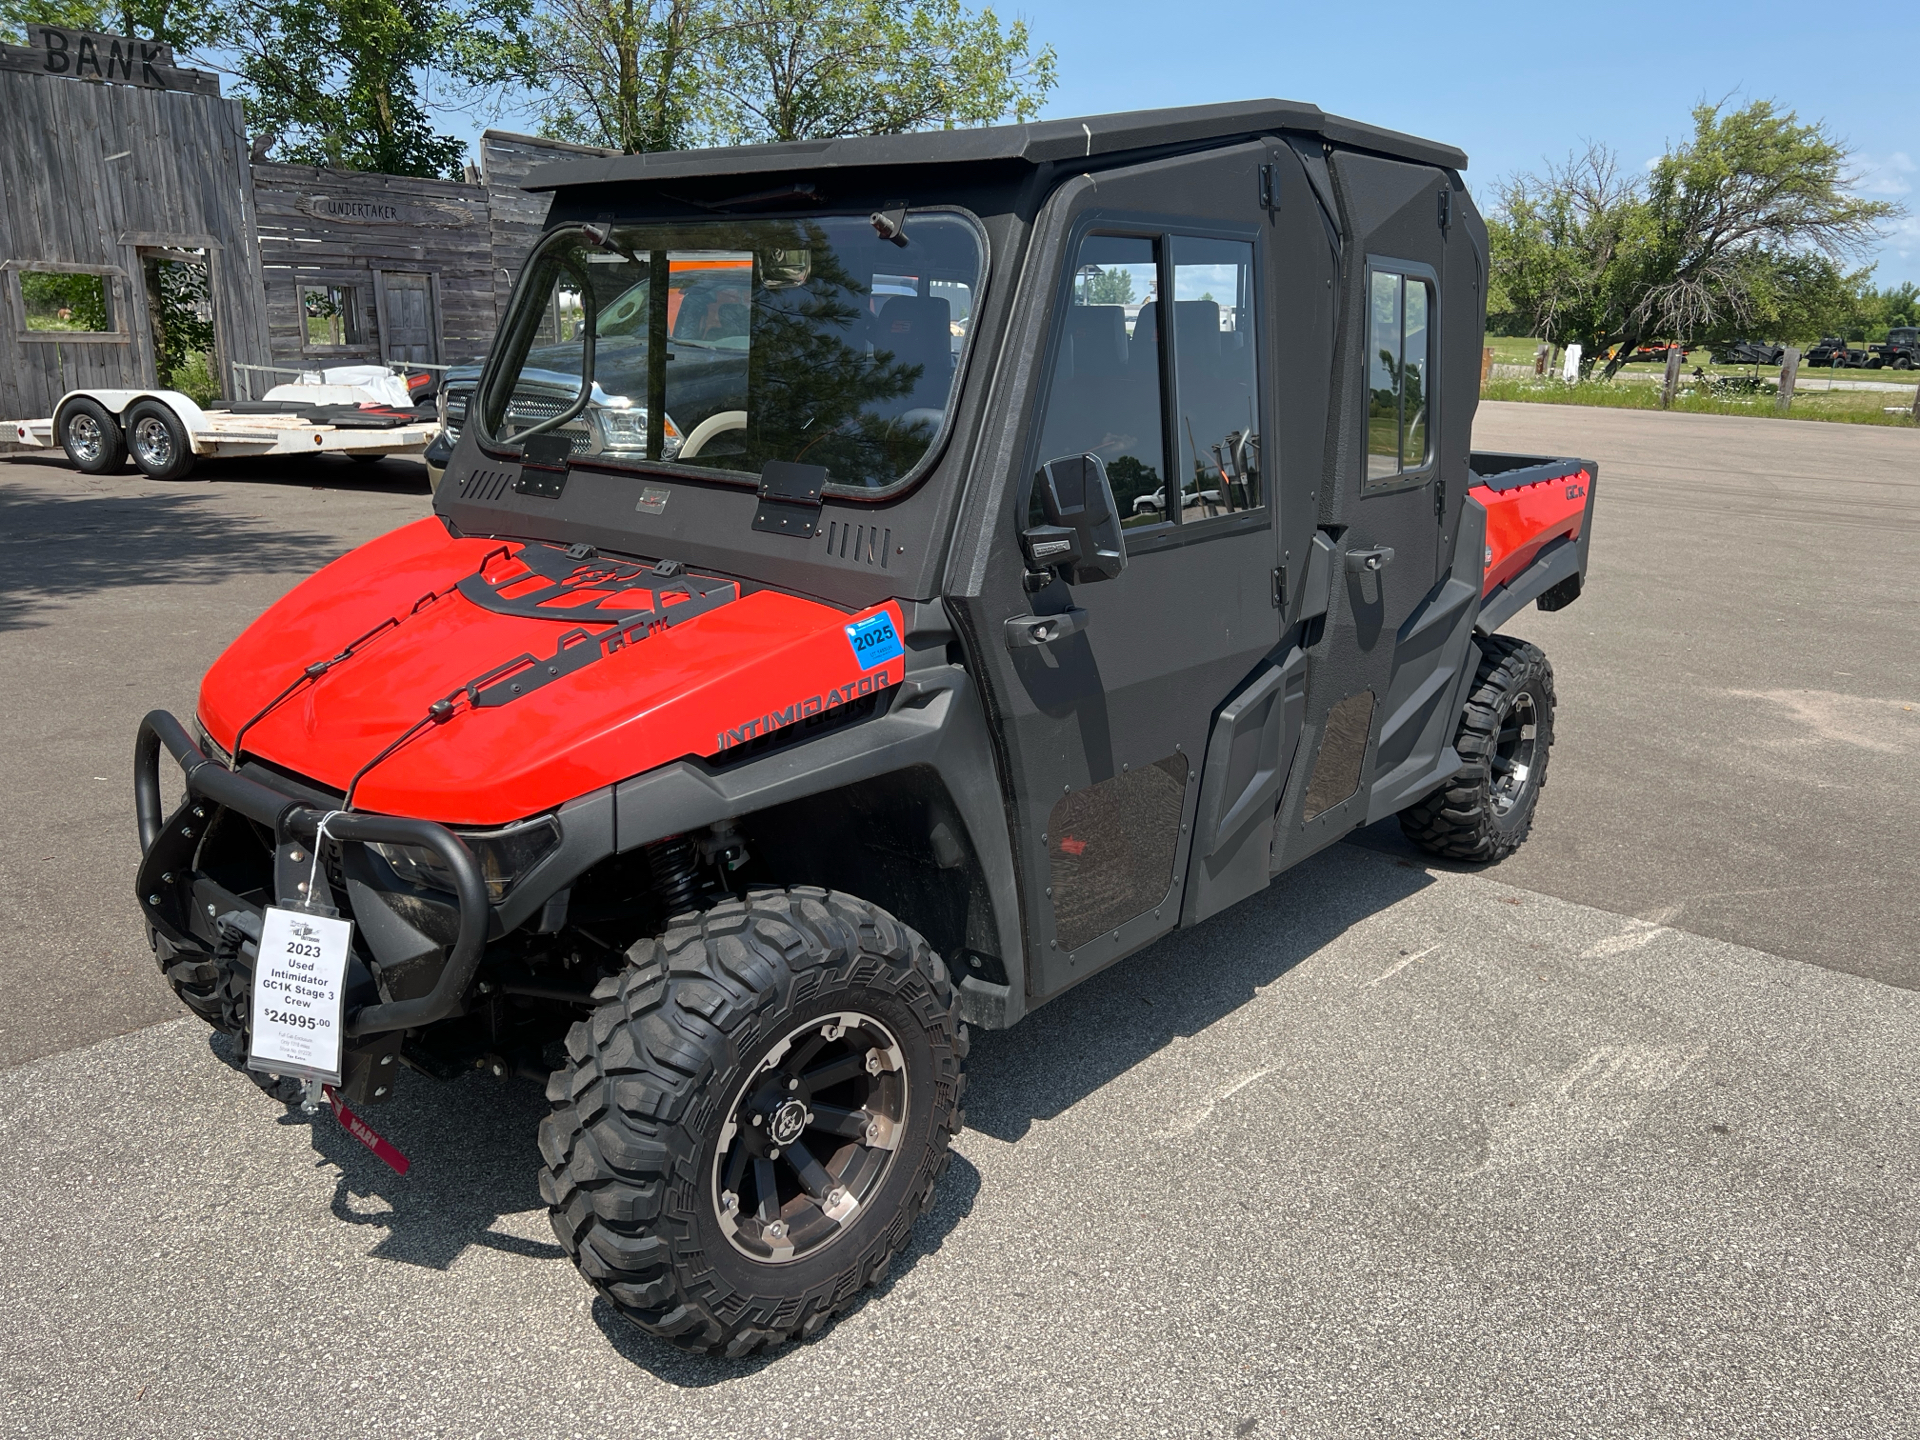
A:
[1271, 150, 1459, 863]
[956, 144, 1302, 1004]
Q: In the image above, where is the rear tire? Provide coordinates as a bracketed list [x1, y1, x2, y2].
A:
[58, 397, 126, 474]
[1398, 635, 1556, 863]
[539, 888, 967, 1356]
[124, 399, 197, 480]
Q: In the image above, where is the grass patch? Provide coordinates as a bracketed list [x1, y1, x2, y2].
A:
[1481, 375, 1920, 427]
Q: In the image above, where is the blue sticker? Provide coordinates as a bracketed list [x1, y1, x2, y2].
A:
[845, 612, 903, 672]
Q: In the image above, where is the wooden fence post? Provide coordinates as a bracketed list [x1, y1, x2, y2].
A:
[1776, 348, 1800, 414]
[1481, 346, 1494, 386]
[1910, 377, 1920, 423]
[1661, 347, 1683, 408]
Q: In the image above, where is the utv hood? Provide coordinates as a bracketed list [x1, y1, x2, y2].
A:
[199, 518, 906, 825]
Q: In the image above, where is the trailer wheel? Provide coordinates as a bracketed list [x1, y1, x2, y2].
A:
[1397, 635, 1556, 863]
[125, 399, 196, 481]
[539, 888, 967, 1356]
[58, 397, 126, 474]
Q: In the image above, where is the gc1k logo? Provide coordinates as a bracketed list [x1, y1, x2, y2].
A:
[845, 613, 903, 671]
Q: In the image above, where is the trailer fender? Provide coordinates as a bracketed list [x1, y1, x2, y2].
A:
[53, 389, 213, 448]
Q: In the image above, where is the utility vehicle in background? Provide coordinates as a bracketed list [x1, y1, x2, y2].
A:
[1867, 326, 1920, 369]
[134, 101, 1598, 1355]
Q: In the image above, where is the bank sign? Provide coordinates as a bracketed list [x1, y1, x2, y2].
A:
[27, 26, 180, 90]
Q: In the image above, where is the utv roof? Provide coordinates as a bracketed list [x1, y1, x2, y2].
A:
[524, 99, 1468, 193]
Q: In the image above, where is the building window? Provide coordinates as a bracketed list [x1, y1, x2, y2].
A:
[17, 268, 117, 336]
[302, 283, 364, 349]
[1365, 264, 1433, 486]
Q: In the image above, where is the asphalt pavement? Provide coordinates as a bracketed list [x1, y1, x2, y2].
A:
[5, 846, 1917, 1439]
[1, 406, 1917, 1436]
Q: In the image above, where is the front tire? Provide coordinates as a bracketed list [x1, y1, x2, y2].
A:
[539, 889, 967, 1356]
[1398, 635, 1556, 863]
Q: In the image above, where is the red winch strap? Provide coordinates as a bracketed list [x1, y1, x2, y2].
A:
[324, 1084, 411, 1175]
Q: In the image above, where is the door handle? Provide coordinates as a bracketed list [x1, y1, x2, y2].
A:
[1004, 609, 1089, 649]
[1344, 546, 1395, 575]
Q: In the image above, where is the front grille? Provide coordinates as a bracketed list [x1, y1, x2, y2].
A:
[502, 393, 591, 454]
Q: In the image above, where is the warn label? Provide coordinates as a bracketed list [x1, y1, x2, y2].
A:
[714, 667, 896, 753]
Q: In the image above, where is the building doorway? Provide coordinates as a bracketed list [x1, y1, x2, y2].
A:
[140, 247, 219, 402]
[376, 271, 438, 364]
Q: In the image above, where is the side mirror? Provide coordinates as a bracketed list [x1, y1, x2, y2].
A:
[1021, 453, 1126, 584]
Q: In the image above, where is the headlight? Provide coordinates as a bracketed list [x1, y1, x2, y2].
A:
[369, 816, 560, 905]
[593, 402, 682, 459]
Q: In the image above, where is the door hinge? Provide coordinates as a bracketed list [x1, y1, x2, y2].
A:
[1433, 477, 1447, 520]
[1438, 187, 1452, 234]
[1259, 163, 1278, 215]
[1271, 565, 1286, 608]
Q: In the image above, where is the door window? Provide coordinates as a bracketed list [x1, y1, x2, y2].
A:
[1171, 236, 1260, 516]
[1032, 234, 1167, 527]
[1365, 265, 1433, 486]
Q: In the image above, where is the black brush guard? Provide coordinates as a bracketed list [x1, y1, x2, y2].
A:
[135, 710, 489, 1037]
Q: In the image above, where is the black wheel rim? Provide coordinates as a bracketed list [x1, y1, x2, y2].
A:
[1489, 690, 1538, 818]
[710, 1011, 909, 1265]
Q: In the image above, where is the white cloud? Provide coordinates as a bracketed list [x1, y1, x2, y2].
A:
[1856, 151, 1916, 197]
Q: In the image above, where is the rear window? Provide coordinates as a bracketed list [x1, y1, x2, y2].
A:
[480, 213, 984, 493]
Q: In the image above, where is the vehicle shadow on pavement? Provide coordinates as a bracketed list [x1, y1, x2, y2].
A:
[0, 472, 347, 632]
[587, 1152, 984, 1385]
[963, 844, 1436, 1144]
[209, 1032, 561, 1270]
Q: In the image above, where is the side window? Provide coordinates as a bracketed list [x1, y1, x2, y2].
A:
[1171, 236, 1260, 515]
[1032, 234, 1167, 527]
[1365, 265, 1433, 486]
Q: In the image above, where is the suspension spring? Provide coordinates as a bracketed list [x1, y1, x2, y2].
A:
[645, 834, 702, 917]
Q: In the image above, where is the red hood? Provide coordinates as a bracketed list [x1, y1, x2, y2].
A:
[199, 518, 905, 825]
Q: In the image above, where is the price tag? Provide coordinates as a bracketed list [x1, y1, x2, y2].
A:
[247, 905, 354, 1084]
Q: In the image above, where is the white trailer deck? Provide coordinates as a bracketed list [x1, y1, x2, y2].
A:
[8, 387, 439, 479]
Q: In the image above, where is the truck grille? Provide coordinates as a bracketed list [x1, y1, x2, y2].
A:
[440, 389, 591, 455]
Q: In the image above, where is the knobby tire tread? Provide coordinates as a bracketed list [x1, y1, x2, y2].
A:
[1398, 634, 1556, 863]
[537, 887, 967, 1356]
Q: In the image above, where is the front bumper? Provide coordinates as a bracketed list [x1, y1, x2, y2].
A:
[134, 710, 490, 1038]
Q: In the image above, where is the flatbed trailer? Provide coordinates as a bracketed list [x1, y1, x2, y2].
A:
[7, 387, 438, 481]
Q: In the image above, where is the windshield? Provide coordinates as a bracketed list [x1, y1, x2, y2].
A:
[478, 213, 983, 491]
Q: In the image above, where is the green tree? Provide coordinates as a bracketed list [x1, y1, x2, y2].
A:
[1490, 101, 1901, 378]
[0, 0, 224, 49]
[532, 0, 709, 152]
[219, 0, 534, 177]
[1081, 265, 1134, 306]
[704, 0, 1055, 144]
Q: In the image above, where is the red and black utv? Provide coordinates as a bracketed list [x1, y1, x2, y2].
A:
[135, 101, 1597, 1355]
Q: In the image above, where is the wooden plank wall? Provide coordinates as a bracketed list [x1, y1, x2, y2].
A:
[251, 162, 494, 370]
[480, 131, 616, 331]
[0, 66, 270, 420]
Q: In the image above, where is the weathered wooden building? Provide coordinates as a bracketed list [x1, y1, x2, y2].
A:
[0, 28, 271, 419]
[0, 23, 608, 421]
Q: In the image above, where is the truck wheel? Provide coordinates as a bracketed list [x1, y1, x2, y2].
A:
[1397, 635, 1555, 863]
[539, 889, 967, 1356]
[124, 399, 197, 481]
[58, 397, 126, 473]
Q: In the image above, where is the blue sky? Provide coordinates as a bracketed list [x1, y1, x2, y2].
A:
[1021, 0, 1919, 286]
[453, 1, 1918, 286]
